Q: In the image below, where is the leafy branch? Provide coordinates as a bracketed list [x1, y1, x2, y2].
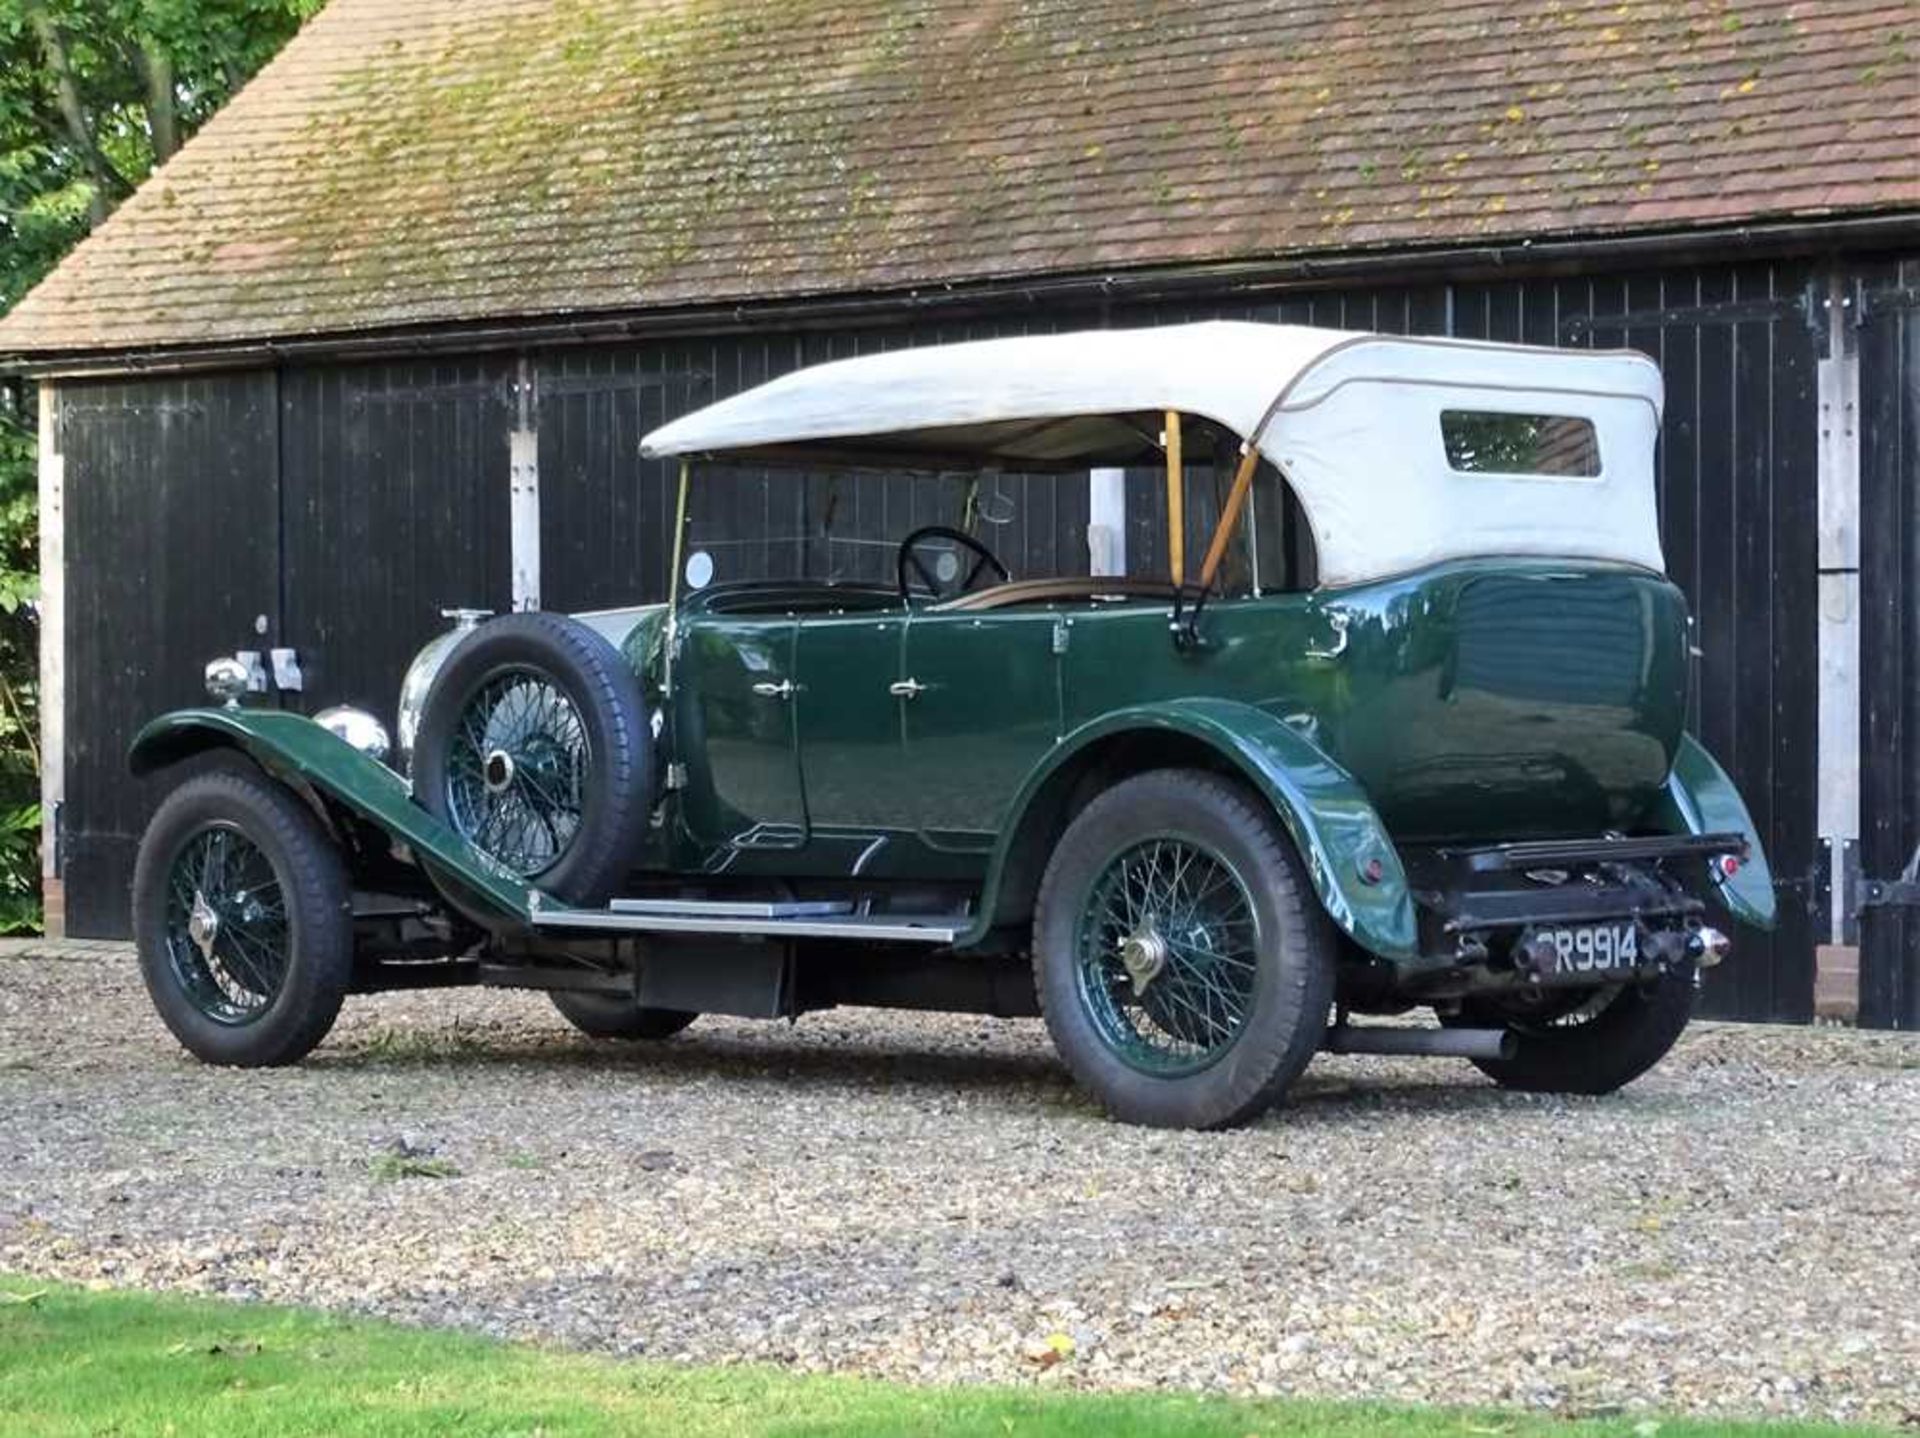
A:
[0, 0, 320, 933]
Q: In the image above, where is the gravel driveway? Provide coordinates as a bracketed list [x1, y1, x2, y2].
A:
[2, 942, 1915, 1426]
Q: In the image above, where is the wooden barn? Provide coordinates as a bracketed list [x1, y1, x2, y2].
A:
[1, 0, 1916, 1025]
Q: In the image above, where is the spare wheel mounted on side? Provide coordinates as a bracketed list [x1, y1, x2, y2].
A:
[411, 611, 652, 907]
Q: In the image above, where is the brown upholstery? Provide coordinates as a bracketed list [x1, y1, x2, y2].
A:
[930, 576, 1179, 613]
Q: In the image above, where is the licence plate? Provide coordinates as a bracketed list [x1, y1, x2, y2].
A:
[1530, 922, 1640, 977]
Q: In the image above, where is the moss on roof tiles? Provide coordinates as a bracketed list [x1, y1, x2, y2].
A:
[2, 0, 1918, 355]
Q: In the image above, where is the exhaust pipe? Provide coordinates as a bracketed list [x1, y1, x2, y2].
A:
[1323, 1024, 1517, 1061]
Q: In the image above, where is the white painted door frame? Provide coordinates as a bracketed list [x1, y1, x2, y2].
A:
[37, 383, 65, 936]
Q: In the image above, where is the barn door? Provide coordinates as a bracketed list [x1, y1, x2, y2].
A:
[1855, 257, 1920, 1030]
[277, 359, 515, 727]
[56, 373, 283, 937]
[1550, 265, 1822, 1024]
[54, 359, 519, 940]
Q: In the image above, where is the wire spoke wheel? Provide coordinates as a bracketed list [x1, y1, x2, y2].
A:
[1497, 984, 1625, 1033]
[1073, 836, 1261, 1076]
[1036, 770, 1334, 1128]
[162, 823, 290, 1026]
[414, 615, 651, 909]
[444, 667, 591, 877]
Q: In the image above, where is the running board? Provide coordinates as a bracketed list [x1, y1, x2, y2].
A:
[526, 892, 965, 943]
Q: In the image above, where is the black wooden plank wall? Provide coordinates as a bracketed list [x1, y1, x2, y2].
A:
[1581, 265, 1822, 1025]
[57, 361, 515, 938]
[535, 323, 1091, 614]
[1858, 255, 1920, 1030]
[58, 372, 280, 936]
[51, 258, 1862, 1029]
[279, 359, 515, 719]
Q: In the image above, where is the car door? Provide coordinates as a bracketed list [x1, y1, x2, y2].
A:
[674, 613, 807, 851]
[791, 608, 919, 870]
[898, 608, 1063, 852]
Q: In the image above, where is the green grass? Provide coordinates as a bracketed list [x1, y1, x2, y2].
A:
[366, 1153, 463, 1182]
[0, 1276, 1892, 1437]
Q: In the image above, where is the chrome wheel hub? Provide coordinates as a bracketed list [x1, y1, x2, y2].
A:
[1118, 924, 1169, 993]
[1076, 836, 1260, 1077]
[483, 748, 516, 794]
[187, 890, 221, 961]
[165, 826, 290, 1027]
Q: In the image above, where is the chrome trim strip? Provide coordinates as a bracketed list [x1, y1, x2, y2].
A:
[607, 897, 852, 918]
[529, 898, 962, 944]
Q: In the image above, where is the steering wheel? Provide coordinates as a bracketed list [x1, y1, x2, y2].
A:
[897, 525, 1010, 602]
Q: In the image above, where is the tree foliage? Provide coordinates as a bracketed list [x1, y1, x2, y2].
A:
[0, 0, 319, 931]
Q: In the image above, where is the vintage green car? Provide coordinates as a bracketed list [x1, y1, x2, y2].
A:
[127, 321, 1774, 1129]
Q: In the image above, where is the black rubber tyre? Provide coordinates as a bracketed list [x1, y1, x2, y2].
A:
[412, 612, 651, 907]
[549, 990, 698, 1041]
[1448, 965, 1698, 1094]
[133, 765, 353, 1067]
[1032, 769, 1336, 1130]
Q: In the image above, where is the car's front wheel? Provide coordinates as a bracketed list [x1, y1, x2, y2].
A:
[1032, 769, 1335, 1129]
[132, 764, 353, 1066]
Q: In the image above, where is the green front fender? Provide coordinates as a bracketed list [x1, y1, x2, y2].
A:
[130, 708, 532, 920]
[969, 698, 1419, 961]
[1657, 733, 1778, 930]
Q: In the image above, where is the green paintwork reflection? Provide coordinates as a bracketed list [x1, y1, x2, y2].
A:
[675, 615, 806, 850]
[1657, 734, 1777, 929]
[902, 610, 1062, 850]
[1056, 564, 1688, 840]
[975, 700, 1419, 959]
[794, 612, 911, 833]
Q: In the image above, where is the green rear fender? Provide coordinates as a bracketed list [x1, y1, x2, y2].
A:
[1657, 733, 1778, 929]
[971, 698, 1419, 961]
[129, 708, 532, 919]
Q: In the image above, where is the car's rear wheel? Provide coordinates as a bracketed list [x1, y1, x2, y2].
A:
[1443, 965, 1698, 1094]
[549, 990, 698, 1041]
[1032, 769, 1335, 1129]
[412, 612, 651, 907]
[133, 765, 353, 1066]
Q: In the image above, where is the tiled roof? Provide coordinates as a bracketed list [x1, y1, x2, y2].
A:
[3, 0, 1916, 357]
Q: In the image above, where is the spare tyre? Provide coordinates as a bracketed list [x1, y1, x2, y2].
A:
[411, 611, 651, 906]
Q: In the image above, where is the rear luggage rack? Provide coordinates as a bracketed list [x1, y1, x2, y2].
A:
[1437, 886, 1701, 933]
[1439, 831, 1748, 874]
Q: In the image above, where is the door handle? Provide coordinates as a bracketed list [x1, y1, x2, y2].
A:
[751, 679, 797, 700]
[889, 678, 926, 699]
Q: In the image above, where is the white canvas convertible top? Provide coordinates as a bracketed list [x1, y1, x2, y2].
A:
[641, 322, 1666, 588]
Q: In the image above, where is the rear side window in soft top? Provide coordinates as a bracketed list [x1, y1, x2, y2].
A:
[1440, 410, 1601, 478]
